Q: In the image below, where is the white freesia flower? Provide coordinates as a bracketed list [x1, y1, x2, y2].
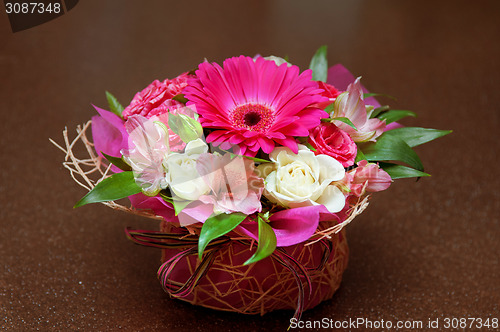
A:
[258, 145, 346, 213]
[164, 138, 211, 201]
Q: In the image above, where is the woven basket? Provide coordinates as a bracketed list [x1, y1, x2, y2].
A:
[159, 221, 349, 315]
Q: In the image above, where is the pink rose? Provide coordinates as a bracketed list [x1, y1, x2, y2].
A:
[122, 73, 191, 119]
[308, 123, 357, 167]
[347, 160, 392, 196]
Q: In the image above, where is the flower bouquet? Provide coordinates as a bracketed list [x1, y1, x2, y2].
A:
[52, 46, 450, 319]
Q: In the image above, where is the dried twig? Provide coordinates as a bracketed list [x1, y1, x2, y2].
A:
[50, 121, 163, 221]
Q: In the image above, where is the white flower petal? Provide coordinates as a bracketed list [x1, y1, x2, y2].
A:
[316, 154, 345, 182]
[274, 148, 297, 166]
[184, 138, 208, 156]
[315, 185, 346, 213]
[170, 177, 209, 201]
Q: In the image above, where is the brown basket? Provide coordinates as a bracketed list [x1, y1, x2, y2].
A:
[159, 221, 349, 316]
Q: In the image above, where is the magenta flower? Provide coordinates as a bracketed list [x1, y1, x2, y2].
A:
[184, 56, 328, 155]
[308, 123, 357, 167]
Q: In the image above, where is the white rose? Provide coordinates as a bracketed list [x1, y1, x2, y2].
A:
[258, 145, 346, 213]
[164, 138, 210, 201]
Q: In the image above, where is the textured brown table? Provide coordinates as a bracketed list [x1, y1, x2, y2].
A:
[1, 1, 499, 331]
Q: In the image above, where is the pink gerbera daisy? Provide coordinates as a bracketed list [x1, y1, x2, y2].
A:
[183, 56, 328, 155]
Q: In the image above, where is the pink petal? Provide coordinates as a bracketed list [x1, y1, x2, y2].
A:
[128, 193, 175, 221]
[269, 206, 322, 246]
[275, 137, 299, 153]
[384, 122, 404, 131]
[91, 106, 128, 173]
[177, 201, 215, 226]
[327, 64, 381, 107]
[237, 206, 322, 247]
[257, 136, 275, 154]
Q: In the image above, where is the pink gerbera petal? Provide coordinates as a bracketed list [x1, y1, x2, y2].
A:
[184, 56, 327, 155]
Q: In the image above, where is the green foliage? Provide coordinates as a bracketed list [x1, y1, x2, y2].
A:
[370, 105, 390, 118]
[173, 199, 191, 216]
[168, 113, 203, 143]
[355, 147, 366, 163]
[363, 92, 396, 100]
[105, 91, 124, 118]
[102, 152, 132, 171]
[379, 162, 430, 179]
[377, 110, 417, 124]
[244, 215, 277, 265]
[172, 94, 189, 104]
[309, 45, 328, 82]
[383, 127, 452, 147]
[198, 213, 247, 259]
[74, 171, 141, 208]
[333, 117, 357, 130]
[363, 134, 424, 171]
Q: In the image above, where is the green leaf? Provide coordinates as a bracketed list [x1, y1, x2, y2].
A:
[303, 141, 317, 152]
[173, 199, 191, 216]
[309, 45, 328, 82]
[363, 92, 396, 100]
[243, 155, 270, 163]
[355, 147, 366, 163]
[101, 152, 132, 171]
[369, 105, 390, 119]
[221, 149, 270, 163]
[324, 102, 335, 114]
[379, 162, 431, 179]
[74, 171, 141, 208]
[168, 113, 203, 143]
[377, 110, 416, 124]
[198, 213, 247, 259]
[105, 91, 124, 118]
[244, 216, 277, 265]
[383, 127, 452, 147]
[159, 191, 173, 204]
[172, 93, 189, 104]
[333, 117, 357, 130]
[363, 134, 424, 171]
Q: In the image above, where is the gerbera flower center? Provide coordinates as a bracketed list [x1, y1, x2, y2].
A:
[230, 103, 274, 132]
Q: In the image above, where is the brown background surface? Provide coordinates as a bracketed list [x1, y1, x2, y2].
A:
[1, 0, 499, 331]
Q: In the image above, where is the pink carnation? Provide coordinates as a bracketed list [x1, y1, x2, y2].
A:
[308, 123, 357, 167]
[122, 73, 190, 119]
